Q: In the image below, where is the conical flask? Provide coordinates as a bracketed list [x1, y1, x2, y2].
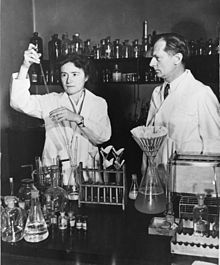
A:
[24, 190, 49, 242]
[131, 125, 168, 214]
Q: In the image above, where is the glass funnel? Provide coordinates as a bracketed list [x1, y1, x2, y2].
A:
[131, 125, 168, 214]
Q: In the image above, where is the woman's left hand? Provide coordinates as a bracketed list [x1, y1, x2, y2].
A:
[49, 107, 81, 123]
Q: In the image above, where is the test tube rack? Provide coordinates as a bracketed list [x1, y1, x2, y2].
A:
[77, 162, 126, 210]
[170, 195, 219, 259]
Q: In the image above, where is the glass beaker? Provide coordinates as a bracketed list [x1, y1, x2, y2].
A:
[135, 156, 166, 214]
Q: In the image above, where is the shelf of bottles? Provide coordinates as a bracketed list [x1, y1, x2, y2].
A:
[28, 24, 219, 87]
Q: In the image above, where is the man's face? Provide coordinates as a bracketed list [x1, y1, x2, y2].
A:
[149, 39, 177, 82]
[61, 62, 88, 95]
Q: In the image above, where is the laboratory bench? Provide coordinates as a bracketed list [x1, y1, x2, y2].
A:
[1, 200, 218, 265]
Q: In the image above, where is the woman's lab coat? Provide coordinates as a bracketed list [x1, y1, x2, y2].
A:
[10, 73, 112, 184]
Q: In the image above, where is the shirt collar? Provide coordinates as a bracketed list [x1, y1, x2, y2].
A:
[168, 70, 188, 92]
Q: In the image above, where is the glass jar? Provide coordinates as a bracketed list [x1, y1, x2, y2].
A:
[1, 196, 24, 243]
[18, 178, 38, 211]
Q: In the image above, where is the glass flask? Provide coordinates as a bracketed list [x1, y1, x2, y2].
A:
[44, 165, 67, 212]
[193, 194, 209, 236]
[129, 174, 139, 200]
[24, 190, 49, 242]
[1, 196, 24, 243]
[131, 125, 168, 214]
[18, 178, 38, 212]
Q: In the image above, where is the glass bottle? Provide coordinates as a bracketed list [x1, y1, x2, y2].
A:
[93, 44, 101, 59]
[113, 39, 122, 59]
[18, 178, 38, 212]
[193, 194, 209, 236]
[122, 40, 131, 58]
[44, 165, 67, 213]
[24, 190, 49, 242]
[58, 211, 68, 230]
[100, 39, 106, 59]
[48, 33, 61, 62]
[129, 174, 139, 200]
[68, 211, 76, 229]
[84, 39, 92, 57]
[71, 33, 83, 55]
[112, 64, 122, 82]
[1, 196, 24, 243]
[105, 36, 113, 59]
[61, 32, 70, 56]
[132, 39, 140, 58]
[30, 32, 43, 59]
[142, 20, 148, 57]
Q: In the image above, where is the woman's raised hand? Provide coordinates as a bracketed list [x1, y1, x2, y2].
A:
[23, 43, 41, 69]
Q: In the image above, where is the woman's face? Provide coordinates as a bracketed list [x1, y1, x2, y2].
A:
[60, 62, 88, 95]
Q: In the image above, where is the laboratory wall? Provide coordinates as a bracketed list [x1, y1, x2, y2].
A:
[34, 0, 220, 58]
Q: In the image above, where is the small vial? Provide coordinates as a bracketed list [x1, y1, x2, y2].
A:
[76, 215, 82, 230]
[58, 212, 68, 230]
[82, 216, 88, 231]
[68, 211, 76, 228]
[129, 174, 138, 200]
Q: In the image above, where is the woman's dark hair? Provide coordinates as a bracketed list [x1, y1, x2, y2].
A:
[153, 33, 190, 65]
[57, 53, 97, 90]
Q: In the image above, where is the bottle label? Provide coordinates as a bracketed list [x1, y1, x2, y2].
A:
[70, 219, 75, 227]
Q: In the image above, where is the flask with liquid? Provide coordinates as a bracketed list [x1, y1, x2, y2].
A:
[1, 196, 24, 243]
[129, 174, 138, 200]
[24, 190, 49, 242]
[193, 194, 209, 236]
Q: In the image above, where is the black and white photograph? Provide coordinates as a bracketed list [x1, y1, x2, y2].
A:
[1, 0, 220, 264]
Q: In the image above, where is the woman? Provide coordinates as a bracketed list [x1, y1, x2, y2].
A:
[10, 44, 112, 184]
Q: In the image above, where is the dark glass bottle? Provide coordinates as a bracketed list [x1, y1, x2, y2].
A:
[30, 32, 43, 59]
[48, 34, 61, 62]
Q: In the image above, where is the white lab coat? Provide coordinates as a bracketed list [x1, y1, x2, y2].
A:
[10, 73, 112, 184]
[143, 70, 220, 170]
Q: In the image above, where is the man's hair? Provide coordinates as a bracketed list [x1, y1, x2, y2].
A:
[153, 33, 190, 65]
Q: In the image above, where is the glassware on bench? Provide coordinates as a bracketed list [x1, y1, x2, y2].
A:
[1, 196, 24, 243]
[44, 165, 67, 212]
[131, 125, 167, 214]
[24, 190, 48, 242]
[193, 193, 209, 236]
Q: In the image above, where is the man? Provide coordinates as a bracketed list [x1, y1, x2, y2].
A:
[144, 33, 220, 168]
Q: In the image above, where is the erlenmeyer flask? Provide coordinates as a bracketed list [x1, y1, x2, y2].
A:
[131, 125, 168, 214]
[134, 156, 166, 214]
[24, 190, 48, 242]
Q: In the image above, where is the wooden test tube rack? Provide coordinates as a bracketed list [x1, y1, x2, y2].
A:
[78, 162, 126, 210]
